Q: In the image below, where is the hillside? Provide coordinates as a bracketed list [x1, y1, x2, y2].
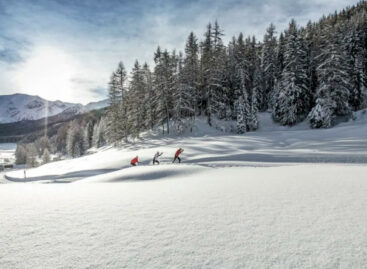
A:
[1, 111, 367, 268]
[5, 111, 367, 182]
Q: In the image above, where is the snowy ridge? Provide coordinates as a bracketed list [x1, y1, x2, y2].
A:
[0, 93, 108, 123]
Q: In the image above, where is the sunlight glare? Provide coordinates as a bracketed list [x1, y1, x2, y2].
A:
[16, 46, 78, 102]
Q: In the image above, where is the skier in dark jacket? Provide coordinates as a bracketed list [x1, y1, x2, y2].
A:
[131, 156, 139, 166]
[172, 148, 184, 163]
[153, 151, 163, 165]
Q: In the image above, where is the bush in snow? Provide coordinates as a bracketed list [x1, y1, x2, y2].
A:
[308, 98, 334, 128]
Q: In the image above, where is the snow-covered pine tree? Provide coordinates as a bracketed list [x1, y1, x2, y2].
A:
[115, 62, 127, 103]
[260, 23, 277, 111]
[308, 97, 334, 128]
[106, 61, 127, 143]
[42, 148, 51, 164]
[276, 32, 286, 78]
[106, 72, 119, 142]
[235, 66, 251, 134]
[230, 33, 259, 132]
[344, 12, 367, 110]
[233, 33, 246, 95]
[199, 23, 212, 117]
[309, 24, 352, 128]
[15, 144, 27, 165]
[153, 48, 175, 134]
[128, 60, 147, 137]
[222, 37, 237, 120]
[248, 64, 261, 131]
[142, 63, 156, 130]
[26, 143, 38, 168]
[66, 120, 86, 157]
[92, 117, 107, 148]
[200, 21, 227, 126]
[273, 20, 310, 126]
[173, 52, 195, 133]
[304, 21, 318, 108]
[212, 21, 228, 120]
[84, 120, 94, 149]
[183, 32, 200, 116]
[236, 95, 247, 134]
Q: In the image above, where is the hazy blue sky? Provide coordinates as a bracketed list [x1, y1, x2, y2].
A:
[0, 0, 361, 103]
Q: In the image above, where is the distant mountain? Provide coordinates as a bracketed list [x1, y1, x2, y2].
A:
[0, 93, 108, 123]
[84, 99, 109, 111]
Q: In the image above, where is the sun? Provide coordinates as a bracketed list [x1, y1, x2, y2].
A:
[16, 46, 78, 102]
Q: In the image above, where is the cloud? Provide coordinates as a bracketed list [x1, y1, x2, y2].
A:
[0, 0, 362, 103]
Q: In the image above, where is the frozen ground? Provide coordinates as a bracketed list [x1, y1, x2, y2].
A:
[1, 113, 367, 268]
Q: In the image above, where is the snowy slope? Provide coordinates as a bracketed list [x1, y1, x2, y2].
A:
[0, 94, 108, 123]
[5, 112, 367, 182]
[2, 112, 367, 268]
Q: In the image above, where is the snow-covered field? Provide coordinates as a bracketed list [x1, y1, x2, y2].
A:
[1, 113, 367, 268]
[0, 143, 16, 164]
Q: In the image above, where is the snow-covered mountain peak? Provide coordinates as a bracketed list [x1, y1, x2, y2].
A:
[0, 93, 108, 123]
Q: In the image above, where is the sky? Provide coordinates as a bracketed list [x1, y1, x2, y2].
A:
[0, 0, 361, 104]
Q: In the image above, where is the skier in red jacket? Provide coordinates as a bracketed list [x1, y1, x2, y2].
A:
[131, 156, 139, 166]
[172, 148, 184, 163]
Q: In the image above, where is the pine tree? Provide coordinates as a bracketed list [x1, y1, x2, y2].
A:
[235, 66, 251, 134]
[142, 63, 156, 130]
[183, 32, 200, 115]
[236, 96, 247, 134]
[15, 144, 27, 165]
[42, 148, 51, 164]
[67, 120, 86, 157]
[309, 25, 352, 128]
[84, 121, 94, 149]
[92, 117, 107, 148]
[223, 37, 237, 120]
[249, 65, 261, 130]
[344, 12, 367, 110]
[173, 52, 195, 133]
[154, 48, 175, 134]
[106, 61, 127, 143]
[200, 21, 227, 125]
[261, 23, 277, 110]
[26, 143, 38, 168]
[128, 60, 147, 137]
[304, 21, 318, 107]
[273, 20, 310, 125]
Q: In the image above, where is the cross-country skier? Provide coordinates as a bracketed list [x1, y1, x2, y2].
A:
[153, 151, 163, 165]
[131, 156, 139, 166]
[172, 148, 184, 163]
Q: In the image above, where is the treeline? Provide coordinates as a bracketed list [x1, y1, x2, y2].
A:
[106, 1, 367, 143]
[15, 110, 107, 166]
